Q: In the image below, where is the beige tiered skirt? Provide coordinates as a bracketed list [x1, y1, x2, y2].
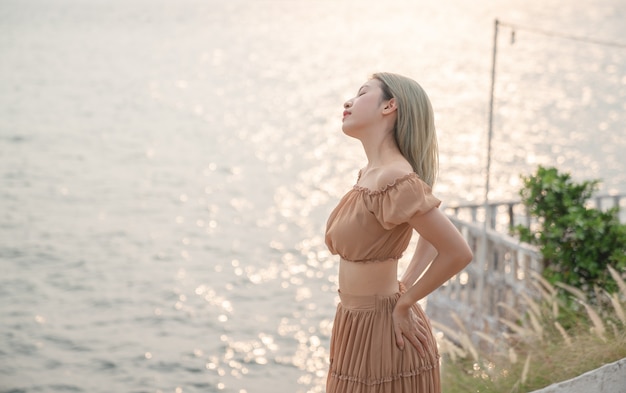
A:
[326, 289, 441, 393]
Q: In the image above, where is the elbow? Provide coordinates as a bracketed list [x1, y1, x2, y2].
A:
[455, 243, 473, 270]
[462, 248, 473, 268]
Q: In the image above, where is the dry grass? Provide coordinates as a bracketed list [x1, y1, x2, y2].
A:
[438, 266, 626, 393]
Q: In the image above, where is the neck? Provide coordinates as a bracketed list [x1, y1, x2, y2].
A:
[360, 131, 401, 170]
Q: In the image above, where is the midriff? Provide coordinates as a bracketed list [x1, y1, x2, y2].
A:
[338, 257, 400, 296]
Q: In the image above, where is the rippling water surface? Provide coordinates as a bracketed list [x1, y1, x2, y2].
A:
[1, 0, 625, 392]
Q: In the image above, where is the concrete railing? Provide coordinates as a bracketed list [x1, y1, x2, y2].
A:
[446, 193, 626, 234]
[429, 194, 625, 334]
[427, 215, 542, 334]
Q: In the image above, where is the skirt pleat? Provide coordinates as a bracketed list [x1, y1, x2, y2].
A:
[326, 289, 441, 393]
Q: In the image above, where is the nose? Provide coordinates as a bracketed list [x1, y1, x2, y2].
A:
[344, 100, 352, 109]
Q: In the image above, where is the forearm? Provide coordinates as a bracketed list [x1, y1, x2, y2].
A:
[398, 207, 473, 309]
[399, 249, 471, 307]
[400, 236, 437, 286]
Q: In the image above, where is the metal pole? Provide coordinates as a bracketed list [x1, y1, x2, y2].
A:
[477, 19, 499, 312]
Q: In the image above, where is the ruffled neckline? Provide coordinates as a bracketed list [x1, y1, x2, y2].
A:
[352, 172, 418, 195]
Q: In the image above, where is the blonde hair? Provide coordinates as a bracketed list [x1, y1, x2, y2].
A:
[372, 72, 439, 187]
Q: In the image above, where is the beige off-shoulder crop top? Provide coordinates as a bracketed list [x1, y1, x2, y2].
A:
[325, 172, 441, 262]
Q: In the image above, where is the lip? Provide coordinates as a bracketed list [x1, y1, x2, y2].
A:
[342, 110, 350, 118]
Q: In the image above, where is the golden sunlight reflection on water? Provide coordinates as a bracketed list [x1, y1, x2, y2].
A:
[1, 0, 626, 391]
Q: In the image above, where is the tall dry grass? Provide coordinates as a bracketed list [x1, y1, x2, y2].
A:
[437, 266, 626, 393]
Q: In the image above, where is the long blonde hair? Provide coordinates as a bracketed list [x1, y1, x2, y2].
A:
[373, 72, 439, 187]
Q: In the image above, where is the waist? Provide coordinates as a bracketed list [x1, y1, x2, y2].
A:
[338, 257, 400, 296]
[338, 288, 402, 311]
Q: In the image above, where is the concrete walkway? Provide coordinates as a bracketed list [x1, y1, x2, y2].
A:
[529, 357, 626, 393]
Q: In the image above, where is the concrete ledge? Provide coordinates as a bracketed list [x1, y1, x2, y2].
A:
[529, 357, 626, 393]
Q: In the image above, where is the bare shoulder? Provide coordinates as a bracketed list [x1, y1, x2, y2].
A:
[375, 161, 414, 188]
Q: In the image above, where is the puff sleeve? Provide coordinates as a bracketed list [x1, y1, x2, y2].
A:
[368, 174, 441, 230]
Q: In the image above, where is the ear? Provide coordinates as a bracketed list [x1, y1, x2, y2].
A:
[382, 98, 397, 115]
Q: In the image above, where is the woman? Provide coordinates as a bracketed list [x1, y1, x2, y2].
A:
[325, 72, 473, 392]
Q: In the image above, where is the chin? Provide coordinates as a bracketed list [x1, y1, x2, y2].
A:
[341, 124, 357, 138]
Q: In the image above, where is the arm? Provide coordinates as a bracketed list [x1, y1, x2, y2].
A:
[400, 235, 438, 288]
[399, 207, 472, 304]
[392, 207, 472, 352]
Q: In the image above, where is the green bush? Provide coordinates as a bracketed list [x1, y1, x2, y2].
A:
[515, 166, 626, 296]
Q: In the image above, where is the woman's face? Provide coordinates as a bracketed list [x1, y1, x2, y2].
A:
[341, 79, 387, 137]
